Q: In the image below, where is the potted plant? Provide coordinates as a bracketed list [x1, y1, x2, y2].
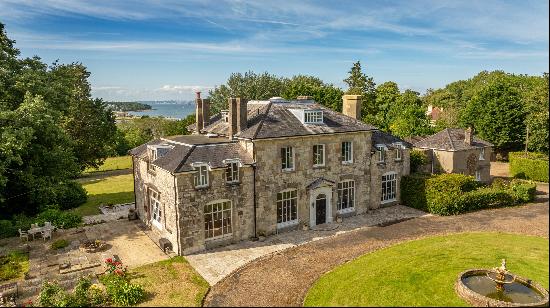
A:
[302, 221, 309, 231]
[127, 208, 137, 220]
[336, 213, 343, 223]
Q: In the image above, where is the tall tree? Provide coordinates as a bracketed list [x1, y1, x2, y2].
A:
[461, 78, 527, 151]
[343, 61, 376, 120]
[372, 81, 400, 130]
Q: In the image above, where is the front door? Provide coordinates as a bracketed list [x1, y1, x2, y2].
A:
[315, 194, 327, 225]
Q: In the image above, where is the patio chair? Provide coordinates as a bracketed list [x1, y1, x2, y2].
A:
[18, 229, 29, 242]
[44, 222, 52, 228]
[41, 229, 52, 241]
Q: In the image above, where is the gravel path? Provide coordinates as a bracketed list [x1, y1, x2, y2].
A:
[205, 185, 549, 307]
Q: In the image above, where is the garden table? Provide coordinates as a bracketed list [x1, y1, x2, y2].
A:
[28, 225, 54, 239]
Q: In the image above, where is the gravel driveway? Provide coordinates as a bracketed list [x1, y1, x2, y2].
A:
[205, 185, 549, 307]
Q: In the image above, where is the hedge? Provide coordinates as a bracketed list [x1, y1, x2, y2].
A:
[509, 152, 549, 183]
[401, 173, 536, 216]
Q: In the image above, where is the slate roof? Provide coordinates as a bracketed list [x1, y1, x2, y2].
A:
[129, 135, 253, 173]
[372, 130, 412, 149]
[189, 100, 376, 139]
[413, 128, 493, 151]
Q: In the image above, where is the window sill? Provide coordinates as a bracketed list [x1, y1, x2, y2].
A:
[194, 185, 210, 191]
[205, 233, 233, 242]
[380, 198, 396, 205]
[313, 164, 325, 169]
[337, 207, 355, 214]
[151, 219, 162, 230]
[282, 169, 295, 173]
[341, 161, 353, 165]
[395, 158, 402, 162]
[277, 220, 298, 229]
[225, 181, 240, 187]
[376, 161, 386, 165]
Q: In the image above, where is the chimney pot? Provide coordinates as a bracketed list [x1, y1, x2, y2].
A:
[196, 92, 201, 99]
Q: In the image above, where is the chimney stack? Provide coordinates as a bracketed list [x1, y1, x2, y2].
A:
[342, 95, 362, 120]
[465, 127, 473, 145]
[202, 98, 210, 127]
[228, 98, 238, 139]
[236, 98, 248, 132]
[195, 92, 204, 133]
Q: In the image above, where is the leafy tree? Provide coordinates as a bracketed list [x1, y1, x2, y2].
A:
[461, 78, 527, 151]
[524, 73, 549, 154]
[343, 61, 376, 119]
[282, 75, 344, 111]
[209, 71, 285, 113]
[387, 90, 433, 138]
[371, 81, 400, 129]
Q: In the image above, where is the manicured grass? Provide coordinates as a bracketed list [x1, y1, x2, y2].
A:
[129, 256, 209, 307]
[71, 174, 134, 216]
[304, 233, 549, 307]
[84, 156, 132, 173]
[0, 250, 29, 282]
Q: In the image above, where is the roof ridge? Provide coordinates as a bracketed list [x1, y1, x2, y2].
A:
[174, 145, 196, 173]
[445, 128, 456, 151]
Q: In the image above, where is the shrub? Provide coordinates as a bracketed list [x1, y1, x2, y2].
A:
[38, 281, 65, 307]
[0, 220, 17, 239]
[0, 251, 28, 281]
[410, 149, 429, 173]
[400, 174, 430, 211]
[35, 209, 82, 229]
[100, 273, 145, 306]
[509, 152, 549, 182]
[509, 179, 537, 203]
[458, 188, 515, 212]
[54, 181, 88, 210]
[38, 277, 106, 307]
[50, 239, 69, 250]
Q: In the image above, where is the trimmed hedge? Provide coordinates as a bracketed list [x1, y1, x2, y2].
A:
[401, 173, 536, 216]
[509, 152, 549, 183]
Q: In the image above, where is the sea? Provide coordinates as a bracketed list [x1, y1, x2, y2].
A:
[127, 101, 196, 119]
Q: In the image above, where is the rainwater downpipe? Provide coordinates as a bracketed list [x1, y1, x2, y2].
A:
[251, 163, 258, 241]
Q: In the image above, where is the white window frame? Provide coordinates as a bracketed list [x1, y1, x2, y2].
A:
[281, 146, 295, 171]
[204, 199, 232, 240]
[475, 170, 481, 181]
[149, 189, 162, 229]
[337, 180, 355, 213]
[341, 141, 353, 164]
[304, 110, 323, 124]
[381, 172, 397, 203]
[394, 143, 403, 161]
[376, 144, 386, 163]
[223, 159, 241, 184]
[479, 147, 485, 160]
[276, 189, 298, 228]
[313, 144, 325, 167]
[192, 163, 209, 188]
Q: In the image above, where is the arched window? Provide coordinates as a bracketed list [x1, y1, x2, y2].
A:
[204, 200, 232, 240]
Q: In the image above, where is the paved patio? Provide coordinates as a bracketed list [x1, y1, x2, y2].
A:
[186, 205, 428, 285]
[1, 219, 168, 303]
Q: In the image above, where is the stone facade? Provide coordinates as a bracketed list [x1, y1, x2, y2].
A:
[131, 96, 412, 255]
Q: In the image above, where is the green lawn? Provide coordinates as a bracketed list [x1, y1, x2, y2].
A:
[304, 233, 549, 307]
[84, 155, 132, 173]
[72, 173, 134, 216]
[129, 256, 209, 307]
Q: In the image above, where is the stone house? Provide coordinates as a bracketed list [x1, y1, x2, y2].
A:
[412, 128, 493, 182]
[130, 94, 411, 255]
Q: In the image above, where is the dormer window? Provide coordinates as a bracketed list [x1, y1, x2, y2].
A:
[224, 159, 241, 183]
[147, 144, 173, 171]
[192, 163, 209, 188]
[304, 110, 323, 124]
[394, 143, 403, 161]
[376, 145, 386, 163]
[221, 110, 229, 123]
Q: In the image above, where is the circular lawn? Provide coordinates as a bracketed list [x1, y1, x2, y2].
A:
[304, 232, 549, 307]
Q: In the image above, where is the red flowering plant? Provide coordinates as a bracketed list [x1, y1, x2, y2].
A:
[104, 258, 128, 277]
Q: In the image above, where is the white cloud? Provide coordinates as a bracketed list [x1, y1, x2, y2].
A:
[158, 85, 214, 92]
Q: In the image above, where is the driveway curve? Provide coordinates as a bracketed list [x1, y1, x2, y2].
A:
[205, 185, 549, 307]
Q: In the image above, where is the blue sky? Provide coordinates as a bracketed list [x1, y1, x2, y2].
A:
[1, 0, 548, 101]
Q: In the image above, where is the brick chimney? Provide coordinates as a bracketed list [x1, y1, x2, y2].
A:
[195, 92, 204, 133]
[236, 98, 248, 132]
[228, 98, 238, 139]
[342, 95, 361, 120]
[202, 98, 210, 127]
[465, 127, 473, 145]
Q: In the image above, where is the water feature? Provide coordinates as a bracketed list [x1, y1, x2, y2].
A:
[456, 259, 549, 307]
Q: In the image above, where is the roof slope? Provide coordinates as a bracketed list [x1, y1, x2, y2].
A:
[372, 130, 412, 148]
[413, 128, 493, 151]
[191, 100, 375, 139]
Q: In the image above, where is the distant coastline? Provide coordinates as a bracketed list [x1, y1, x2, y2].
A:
[126, 100, 196, 119]
[106, 101, 152, 112]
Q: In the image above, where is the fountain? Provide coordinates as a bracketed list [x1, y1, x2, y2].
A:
[456, 259, 549, 307]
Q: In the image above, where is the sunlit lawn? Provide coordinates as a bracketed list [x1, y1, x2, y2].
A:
[130, 257, 209, 307]
[304, 232, 549, 307]
[72, 173, 134, 216]
[84, 156, 132, 173]
[0, 250, 29, 283]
